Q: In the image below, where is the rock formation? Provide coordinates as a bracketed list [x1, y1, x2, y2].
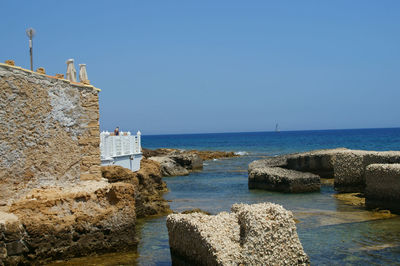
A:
[1, 181, 137, 265]
[249, 167, 320, 193]
[148, 150, 203, 177]
[166, 203, 309, 265]
[333, 150, 400, 192]
[365, 163, 400, 212]
[248, 149, 348, 193]
[249, 148, 400, 193]
[101, 159, 171, 217]
[144, 148, 239, 177]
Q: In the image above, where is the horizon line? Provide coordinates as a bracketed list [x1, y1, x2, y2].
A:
[138, 126, 400, 137]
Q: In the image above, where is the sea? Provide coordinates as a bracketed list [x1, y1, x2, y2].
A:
[51, 128, 400, 265]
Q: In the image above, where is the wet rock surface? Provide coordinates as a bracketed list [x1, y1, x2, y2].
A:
[167, 203, 309, 265]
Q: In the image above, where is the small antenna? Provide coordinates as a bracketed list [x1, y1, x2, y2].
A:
[26, 28, 36, 71]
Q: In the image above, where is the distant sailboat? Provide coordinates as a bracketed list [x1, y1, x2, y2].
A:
[275, 123, 280, 133]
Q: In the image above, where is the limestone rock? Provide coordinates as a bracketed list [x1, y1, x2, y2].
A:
[148, 156, 190, 177]
[7, 181, 137, 264]
[101, 159, 171, 218]
[167, 203, 309, 265]
[333, 150, 400, 192]
[248, 148, 400, 195]
[55, 73, 64, 79]
[249, 167, 320, 192]
[170, 153, 203, 171]
[142, 148, 238, 161]
[365, 163, 400, 211]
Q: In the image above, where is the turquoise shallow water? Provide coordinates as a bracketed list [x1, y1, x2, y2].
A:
[135, 128, 400, 265]
[136, 154, 400, 265]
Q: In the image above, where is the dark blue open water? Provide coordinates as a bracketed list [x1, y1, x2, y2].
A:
[50, 128, 400, 265]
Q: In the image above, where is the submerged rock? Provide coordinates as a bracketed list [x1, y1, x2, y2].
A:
[166, 203, 309, 265]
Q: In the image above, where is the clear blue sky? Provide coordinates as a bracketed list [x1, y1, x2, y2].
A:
[1, 1, 399, 134]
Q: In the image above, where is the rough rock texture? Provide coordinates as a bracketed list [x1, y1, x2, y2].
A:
[142, 148, 239, 161]
[148, 156, 189, 177]
[167, 203, 309, 265]
[249, 167, 320, 192]
[248, 155, 289, 172]
[148, 150, 203, 177]
[187, 150, 239, 161]
[247, 149, 346, 192]
[248, 148, 400, 194]
[286, 148, 348, 178]
[101, 159, 171, 218]
[333, 150, 400, 192]
[365, 164, 400, 212]
[0, 63, 101, 206]
[0, 181, 137, 265]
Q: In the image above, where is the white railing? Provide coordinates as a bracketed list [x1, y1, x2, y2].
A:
[100, 130, 141, 159]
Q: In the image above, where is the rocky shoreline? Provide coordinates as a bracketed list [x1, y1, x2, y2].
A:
[0, 148, 240, 265]
[248, 148, 400, 212]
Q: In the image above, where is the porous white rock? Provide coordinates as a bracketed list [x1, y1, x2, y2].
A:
[166, 203, 309, 265]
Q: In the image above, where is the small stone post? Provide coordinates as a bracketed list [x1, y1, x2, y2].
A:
[137, 131, 141, 153]
[66, 59, 77, 82]
[79, 64, 90, 84]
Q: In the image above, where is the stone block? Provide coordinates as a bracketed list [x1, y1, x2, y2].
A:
[55, 74, 64, 79]
[365, 164, 400, 211]
[249, 167, 320, 193]
[333, 150, 400, 192]
[167, 203, 309, 265]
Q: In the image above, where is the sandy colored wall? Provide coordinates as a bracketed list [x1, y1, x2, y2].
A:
[0, 63, 101, 205]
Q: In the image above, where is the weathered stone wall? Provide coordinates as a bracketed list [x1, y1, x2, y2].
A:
[0, 63, 101, 205]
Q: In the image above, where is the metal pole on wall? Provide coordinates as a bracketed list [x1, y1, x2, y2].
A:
[26, 28, 36, 71]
